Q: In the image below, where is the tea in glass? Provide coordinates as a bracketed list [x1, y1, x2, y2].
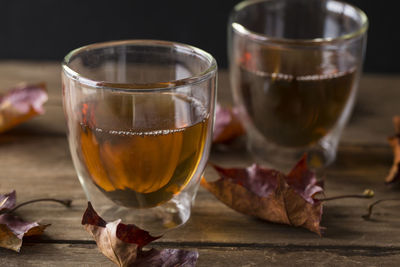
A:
[62, 40, 217, 233]
[229, 0, 368, 169]
[78, 93, 209, 208]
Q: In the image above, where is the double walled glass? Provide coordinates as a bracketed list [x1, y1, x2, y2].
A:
[62, 40, 217, 234]
[229, 0, 368, 169]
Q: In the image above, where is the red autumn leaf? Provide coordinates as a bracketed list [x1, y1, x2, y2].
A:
[386, 116, 400, 184]
[0, 83, 48, 133]
[82, 202, 199, 267]
[201, 155, 324, 235]
[0, 191, 16, 210]
[213, 103, 245, 144]
[0, 191, 50, 252]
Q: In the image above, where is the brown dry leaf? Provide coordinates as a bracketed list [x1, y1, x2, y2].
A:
[386, 116, 400, 184]
[0, 83, 48, 133]
[0, 191, 50, 252]
[201, 155, 324, 235]
[82, 202, 199, 267]
[213, 103, 245, 144]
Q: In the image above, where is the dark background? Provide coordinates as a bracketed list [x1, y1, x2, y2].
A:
[0, 0, 394, 73]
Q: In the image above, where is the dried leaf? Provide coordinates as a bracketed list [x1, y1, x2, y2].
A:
[134, 248, 199, 267]
[82, 202, 199, 267]
[201, 155, 324, 235]
[0, 191, 50, 252]
[0, 83, 48, 133]
[386, 116, 400, 184]
[213, 104, 245, 144]
[0, 191, 16, 210]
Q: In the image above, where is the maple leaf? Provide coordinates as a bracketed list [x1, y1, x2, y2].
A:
[0, 191, 50, 252]
[201, 155, 324, 235]
[82, 202, 199, 267]
[385, 116, 400, 184]
[0, 83, 48, 133]
[213, 104, 245, 144]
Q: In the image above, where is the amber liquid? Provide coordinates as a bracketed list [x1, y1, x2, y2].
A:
[78, 93, 208, 208]
[238, 65, 356, 147]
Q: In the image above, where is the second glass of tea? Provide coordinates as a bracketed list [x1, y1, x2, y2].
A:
[229, 0, 368, 169]
[62, 40, 217, 234]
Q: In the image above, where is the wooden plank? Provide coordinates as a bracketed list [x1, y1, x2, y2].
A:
[218, 72, 400, 146]
[5, 105, 67, 136]
[0, 243, 399, 267]
[0, 133, 399, 246]
[0, 244, 113, 267]
[0, 61, 399, 146]
[1, 61, 400, 265]
[341, 74, 400, 145]
[0, 61, 62, 106]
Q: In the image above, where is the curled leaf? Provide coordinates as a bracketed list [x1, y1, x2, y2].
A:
[0, 83, 48, 133]
[201, 155, 324, 235]
[0, 213, 49, 252]
[0, 191, 50, 252]
[82, 202, 198, 267]
[213, 104, 245, 144]
[0, 190, 16, 210]
[385, 116, 400, 184]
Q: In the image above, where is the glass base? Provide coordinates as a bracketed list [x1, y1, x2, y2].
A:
[247, 130, 337, 173]
[77, 167, 203, 235]
[91, 191, 193, 236]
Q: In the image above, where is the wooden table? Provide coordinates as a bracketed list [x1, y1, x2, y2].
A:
[0, 61, 399, 266]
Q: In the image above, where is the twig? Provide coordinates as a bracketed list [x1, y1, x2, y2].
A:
[0, 198, 72, 215]
[362, 198, 400, 220]
[318, 189, 374, 202]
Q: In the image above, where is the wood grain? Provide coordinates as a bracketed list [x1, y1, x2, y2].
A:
[0, 61, 399, 266]
[1, 244, 399, 267]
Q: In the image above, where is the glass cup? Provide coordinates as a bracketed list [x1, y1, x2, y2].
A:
[62, 40, 217, 234]
[228, 0, 368, 170]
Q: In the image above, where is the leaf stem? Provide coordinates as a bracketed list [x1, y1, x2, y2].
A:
[1, 198, 72, 214]
[318, 189, 374, 202]
[363, 198, 400, 220]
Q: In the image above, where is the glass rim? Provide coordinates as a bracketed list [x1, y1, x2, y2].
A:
[231, 0, 369, 45]
[62, 39, 218, 93]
